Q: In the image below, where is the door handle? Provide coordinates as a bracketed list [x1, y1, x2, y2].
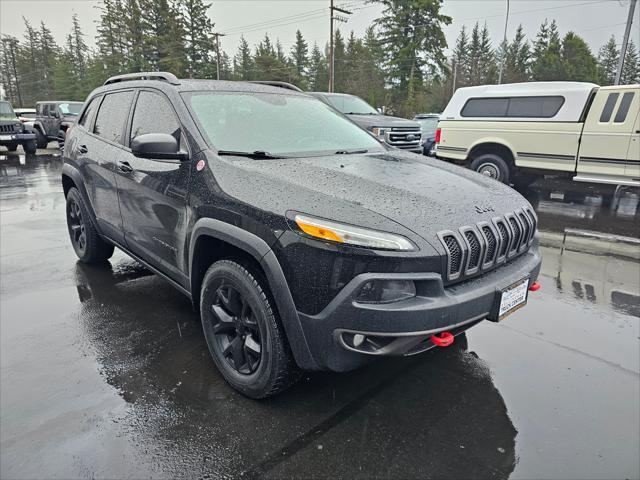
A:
[118, 160, 133, 173]
[78, 144, 88, 154]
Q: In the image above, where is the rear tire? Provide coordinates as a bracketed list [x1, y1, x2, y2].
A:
[65, 187, 114, 263]
[200, 259, 300, 398]
[58, 129, 66, 150]
[470, 153, 511, 184]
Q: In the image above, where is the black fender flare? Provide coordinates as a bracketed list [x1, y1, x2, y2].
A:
[189, 218, 318, 370]
[33, 121, 45, 134]
[61, 163, 101, 234]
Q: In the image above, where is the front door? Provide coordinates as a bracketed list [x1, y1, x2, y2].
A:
[626, 109, 640, 179]
[115, 89, 190, 282]
[578, 88, 639, 181]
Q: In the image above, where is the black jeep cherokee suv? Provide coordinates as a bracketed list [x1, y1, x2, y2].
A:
[62, 72, 542, 398]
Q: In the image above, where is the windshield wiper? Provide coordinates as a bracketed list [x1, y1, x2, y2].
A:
[335, 149, 369, 155]
[342, 112, 377, 115]
[217, 150, 286, 160]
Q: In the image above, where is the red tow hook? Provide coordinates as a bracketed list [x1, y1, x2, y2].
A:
[529, 282, 541, 292]
[431, 331, 454, 347]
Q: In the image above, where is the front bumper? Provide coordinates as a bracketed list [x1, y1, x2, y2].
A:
[0, 132, 36, 143]
[297, 246, 541, 371]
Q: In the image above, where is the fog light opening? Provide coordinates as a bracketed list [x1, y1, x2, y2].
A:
[356, 279, 416, 304]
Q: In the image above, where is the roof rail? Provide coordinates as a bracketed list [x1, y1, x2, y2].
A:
[248, 81, 303, 92]
[103, 72, 180, 86]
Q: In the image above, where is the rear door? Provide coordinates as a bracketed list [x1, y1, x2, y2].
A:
[82, 90, 135, 242]
[578, 88, 639, 181]
[115, 89, 191, 281]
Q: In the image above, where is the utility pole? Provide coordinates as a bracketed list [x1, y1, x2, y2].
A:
[213, 32, 226, 80]
[328, 1, 351, 92]
[2, 37, 22, 107]
[615, 0, 637, 85]
[452, 59, 458, 96]
[497, 0, 510, 84]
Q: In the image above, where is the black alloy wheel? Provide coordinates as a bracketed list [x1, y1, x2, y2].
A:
[67, 197, 87, 256]
[210, 284, 262, 375]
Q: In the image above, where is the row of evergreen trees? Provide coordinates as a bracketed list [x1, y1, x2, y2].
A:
[452, 20, 639, 90]
[1, 0, 639, 116]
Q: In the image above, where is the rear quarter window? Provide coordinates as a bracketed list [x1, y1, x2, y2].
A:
[613, 92, 634, 123]
[78, 97, 100, 128]
[599, 93, 619, 122]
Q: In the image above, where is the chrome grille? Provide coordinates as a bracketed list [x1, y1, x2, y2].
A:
[439, 208, 537, 283]
[384, 127, 422, 150]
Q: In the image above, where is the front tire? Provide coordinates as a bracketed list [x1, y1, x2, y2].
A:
[5, 142, 18, 152]
[35, 129, 47, 149]
[470, 153, 511, 184]
[23, 139, 37, 155]
[66, 187, 114, 263]
[200, 260, 300, 398]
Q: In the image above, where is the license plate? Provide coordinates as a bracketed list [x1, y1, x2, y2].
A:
[495, 277, 529, 320]
[0, 135, 13, 141]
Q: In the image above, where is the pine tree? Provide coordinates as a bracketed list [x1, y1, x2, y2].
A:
[234, 36, 254, 80]
[561, 32, 598, 82]
[597, 36, 619, 85]
[308, 42, 327, 91]
[502, 24, 530, 84]
[39, 21, 58, 98]
[290, 30, 308, 89]
[333, 29, 347, 91]
[621, 40, 640, 84]
[531, 19, 564, 80]
[372, 0, 451, 114]
[466, 23, 496, 85]
[452, 26, 469, 88]
[96, 0, 127, 72]
[181, 0, 214, 78]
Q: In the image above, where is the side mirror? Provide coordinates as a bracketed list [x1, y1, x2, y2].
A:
[131, 133, 189, 160]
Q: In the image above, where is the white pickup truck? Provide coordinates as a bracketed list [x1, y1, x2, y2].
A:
[435, 82, 640, 187]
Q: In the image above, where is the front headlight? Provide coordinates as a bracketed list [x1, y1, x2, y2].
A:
[293, 213, 416, 251]
[371, 127, 386, 141]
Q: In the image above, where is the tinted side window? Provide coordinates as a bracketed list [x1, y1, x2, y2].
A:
[93, 91, 134, 144]
[599, 93, 619, 122]
[78, 97, 99, 127]
[507, 96, 564, 118]
[613, 92, 634, 123]
[43, 104, 50, 116]
[461, 98, 508, 117]
[130, 91, 181, 143]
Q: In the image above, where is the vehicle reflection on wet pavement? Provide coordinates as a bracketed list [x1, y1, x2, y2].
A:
[1, 153, 638, 479]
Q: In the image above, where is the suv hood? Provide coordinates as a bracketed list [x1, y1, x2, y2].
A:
[220, 151, 531, 253]
[346, 114, 420, 130]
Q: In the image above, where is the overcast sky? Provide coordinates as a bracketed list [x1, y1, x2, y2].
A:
[1, 0, 638, 58]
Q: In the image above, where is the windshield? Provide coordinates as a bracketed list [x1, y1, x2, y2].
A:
[324, 95, 379, 115]
[0, 101, 16, 120]
[187, 92, 384, 157]
[416, 117, 439, 136]
[58, 102, 83, 115]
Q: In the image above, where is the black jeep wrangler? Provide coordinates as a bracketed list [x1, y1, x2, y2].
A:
[34, 101, 84, 148]
[62, 72, 542, 398]
[0, 101, 37, 154]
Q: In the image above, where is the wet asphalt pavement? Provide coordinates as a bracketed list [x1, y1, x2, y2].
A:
[1, 149, 639, 479]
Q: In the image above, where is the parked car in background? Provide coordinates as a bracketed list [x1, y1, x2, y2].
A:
[436, 82, 640, 187]
[34, 101, 84, 148]
[14, 107, 36, 123]
[0, 101, 37, 154]
[62, 72, 541, 398]
[309, 92, 423, 153]
[413, 113, 440, 156]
